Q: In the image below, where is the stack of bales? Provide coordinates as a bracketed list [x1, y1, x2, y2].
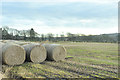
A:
[22, 43, 67, 62]
[0, 40, 67, 65]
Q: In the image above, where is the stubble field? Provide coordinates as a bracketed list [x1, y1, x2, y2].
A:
[1, 41, 118, 79]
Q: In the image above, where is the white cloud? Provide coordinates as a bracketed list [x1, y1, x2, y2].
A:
[2, 0, 118, 35]
[2, 17, 117, 35]
[46, 18, 96, 26]
[2, 10, 117, 35]
[7, 24, 118, 35]
[79, 19, 95, 23]
[2, 0, 119, 4]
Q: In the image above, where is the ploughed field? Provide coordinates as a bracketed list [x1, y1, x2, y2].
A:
[1, 41, 118, 78]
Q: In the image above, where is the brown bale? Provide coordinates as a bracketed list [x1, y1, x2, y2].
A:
[23, 43, 46, 63]
[2, 43, 26, 65]
[43, 44, 67, 61]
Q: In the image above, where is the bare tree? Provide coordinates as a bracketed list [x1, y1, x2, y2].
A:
[47, 33, 54, 41]
[41, 34, 45, 41]
[30, 28, 35, 40]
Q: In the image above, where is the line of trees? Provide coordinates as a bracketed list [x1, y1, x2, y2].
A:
[0, 27, 119, 43]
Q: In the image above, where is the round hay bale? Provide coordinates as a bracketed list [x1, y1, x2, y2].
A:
[2, 43, 26, 65]
[23, 43, 46, 63]
[43, 44, 67, 61]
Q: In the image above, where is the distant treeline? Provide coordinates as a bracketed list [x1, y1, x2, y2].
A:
[0, 27, 119, 43]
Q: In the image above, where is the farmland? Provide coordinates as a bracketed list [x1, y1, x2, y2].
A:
[1, 41, 118, 78]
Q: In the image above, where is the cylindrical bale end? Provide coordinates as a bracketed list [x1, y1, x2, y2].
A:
[23, 43, 47, 63]
[2, 43, 26, 65]
[43, 44, 67, 61]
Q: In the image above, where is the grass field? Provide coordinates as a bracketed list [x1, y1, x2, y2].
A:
[2, 42, 118, 78]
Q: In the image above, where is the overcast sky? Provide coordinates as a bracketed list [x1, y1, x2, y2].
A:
[1, 0, 119, 35]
